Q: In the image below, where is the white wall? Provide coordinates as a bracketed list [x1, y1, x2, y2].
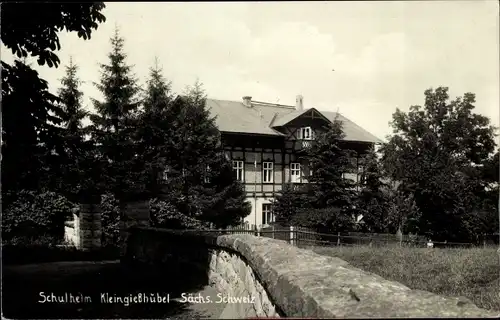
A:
[243, 196, 274, 229]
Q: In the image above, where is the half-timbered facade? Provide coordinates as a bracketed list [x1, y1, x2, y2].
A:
[206, 95, 382, 229]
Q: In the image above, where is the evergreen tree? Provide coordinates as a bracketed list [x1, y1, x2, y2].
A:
[56, 57, 91, 200]
[156, 80, 250, 228]
[272, 184, 308, 226]
[1, 3, 106, 206]
[89, 27, 144, 202]
[305, 119, 357, 231]
[1, 61, 67, 201]
[355, 149, 390, 232]
[59, 57, 88, 139]
[136, 58, 175, 197]
[273, 118, 357, 232]
[88, 27, 145, 244]
[307, 119, 357, 207]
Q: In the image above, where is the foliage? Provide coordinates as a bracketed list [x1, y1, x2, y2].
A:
[272, 184, 308, 225]
[149, 198, 209, 230]
[2, 235, 62, 248]
[305, 118, 357, 209]
[100, 193, 120, 247]
[55, 57, 102, 201]
[2, 244, 120, 265]
[477, 150, 499, 234]
[380, 87, 497, 241]
[355, 149, 391, 233]
[58, 57, 88, 136]
[291, 207, 354, 233]
[1, 3, 106, 68]
[385, 190, 422, 234]
[139, 77, 251, 228]
[2, 190, 76, 242]
[88, 27, 146, 202]
[1, 3, 106, 206]
[1, 61, 66, 201]
[274, 118, 357, 232]
[135, 58, 175, 197]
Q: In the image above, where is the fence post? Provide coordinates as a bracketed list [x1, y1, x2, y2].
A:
[290, 226, 295, 246]
[337, 232, 340, 246]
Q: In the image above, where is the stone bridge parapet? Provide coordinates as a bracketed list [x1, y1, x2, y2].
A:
[123, 227, 498, 319]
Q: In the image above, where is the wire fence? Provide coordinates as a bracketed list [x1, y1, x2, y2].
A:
[206, 224, 498, 249]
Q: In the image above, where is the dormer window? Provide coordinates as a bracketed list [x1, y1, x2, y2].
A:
[298, 127, 313, 140]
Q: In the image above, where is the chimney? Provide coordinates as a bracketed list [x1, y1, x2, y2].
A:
[242, 96, 252, 107]
[296, 95, 304, 111]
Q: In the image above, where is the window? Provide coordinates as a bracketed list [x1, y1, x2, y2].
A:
[298, 127, 313, 140]
[262, 204, 274, 225]
[232, 160, 244, 181]
[290, 163, 301, 183]
[263, 162, 274, 183]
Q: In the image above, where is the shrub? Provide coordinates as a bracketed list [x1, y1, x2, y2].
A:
[149, 198, 209, 230]
[100, 193, 120, 247]
[291, 206, 354, 234]
[385, 190, 422, 234]
[2, 190, 75, 242]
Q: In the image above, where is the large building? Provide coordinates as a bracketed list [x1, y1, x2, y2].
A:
[206, 95, 381, 229]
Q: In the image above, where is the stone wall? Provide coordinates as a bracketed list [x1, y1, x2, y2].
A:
[210, 250, 279, 318]
[64, 200, 150, 251]
[64, 204, 102, 251]
[123, 227, 499, 318]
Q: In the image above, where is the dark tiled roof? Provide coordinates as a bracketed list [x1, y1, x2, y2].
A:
[205, 98, 382, 143]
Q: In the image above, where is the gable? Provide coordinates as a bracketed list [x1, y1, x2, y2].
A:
[271, 108, 331, 128]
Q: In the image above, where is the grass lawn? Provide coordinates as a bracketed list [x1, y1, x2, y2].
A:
[308, 245, 500, 311]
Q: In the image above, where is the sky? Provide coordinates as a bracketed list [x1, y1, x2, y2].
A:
[3, 1, 499, 142]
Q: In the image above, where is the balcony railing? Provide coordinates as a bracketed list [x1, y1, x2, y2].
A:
[294, 139, 315, 151]
[301, 140, 313, 148]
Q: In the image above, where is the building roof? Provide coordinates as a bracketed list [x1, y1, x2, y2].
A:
[205, 98, 382, 143]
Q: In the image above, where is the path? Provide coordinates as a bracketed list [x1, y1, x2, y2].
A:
[3, 260, 226, 319]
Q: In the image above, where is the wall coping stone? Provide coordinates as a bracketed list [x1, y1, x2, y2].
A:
[126, 227, 499, 318]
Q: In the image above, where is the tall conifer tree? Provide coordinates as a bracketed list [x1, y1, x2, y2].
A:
[136, 58, 174, 197]
[56, 57, 90, 199]
[152, 80, 250, 228]
[274, 118, 357, 232]
[88, 28, 145, 245]
[89, 27, 143, 201]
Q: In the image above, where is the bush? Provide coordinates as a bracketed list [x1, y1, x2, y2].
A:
[149, 198, 209, 229]
[291, 206, 354, 234]
[2, 243, 120, 265]
[2, 190, 76, 242]
[4, 235, 62, 247]
[100, 193, 120, 247]
[385, 190, 421, 234]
